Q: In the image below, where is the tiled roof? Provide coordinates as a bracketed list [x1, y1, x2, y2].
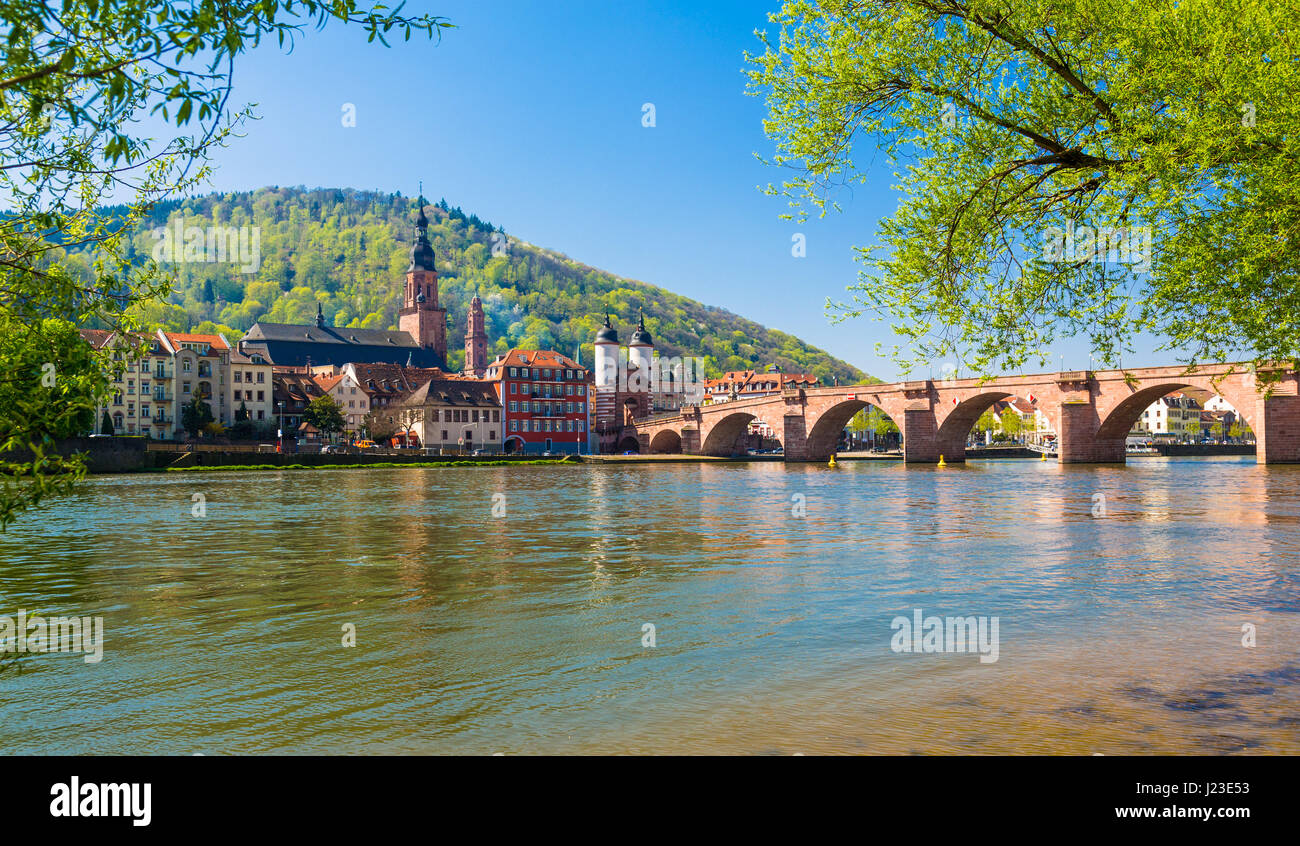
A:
[244, 321, 419, 348]
[77, 328, 115, 349]
[162, 332, 230, 352]
[487, 348, 585, 375]
[315, 374, 345, 393]
[403, 377, 501, 408]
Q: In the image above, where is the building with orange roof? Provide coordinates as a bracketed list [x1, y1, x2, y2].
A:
[702, 366, 819, 404]
[483, 348, 589, 454]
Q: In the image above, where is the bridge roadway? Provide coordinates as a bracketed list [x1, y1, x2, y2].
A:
[624, 362, 1300, 464]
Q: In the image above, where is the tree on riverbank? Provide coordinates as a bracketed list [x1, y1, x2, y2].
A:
[749, 0, 1300, 376]
[180, 397, 214, 439]
[304, 396, 346, 441]
[0, 0, 451, 529]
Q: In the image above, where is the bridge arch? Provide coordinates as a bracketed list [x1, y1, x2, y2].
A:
[805, 399, 869, 459]
[701, 411, 756, 456]
[934, 391, 1014, 451]
[616, 435, 641, 454]
[649, 429, 682, 454]
[1096, 382, 1256, 441]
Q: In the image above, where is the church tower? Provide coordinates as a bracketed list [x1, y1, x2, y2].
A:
[399, 197, 448, 362]
[463, 292, 488, 377]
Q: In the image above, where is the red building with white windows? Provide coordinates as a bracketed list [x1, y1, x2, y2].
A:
[485, 349, 590, 454]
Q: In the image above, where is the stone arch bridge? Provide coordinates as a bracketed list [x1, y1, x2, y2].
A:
[627, 363, 1300, 464]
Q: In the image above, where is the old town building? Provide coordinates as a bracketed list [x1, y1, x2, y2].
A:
[485, 349, 589, 454]
[398, 376, 503, 452]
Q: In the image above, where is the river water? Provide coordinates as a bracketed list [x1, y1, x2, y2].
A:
[1, 457, 1298, 754]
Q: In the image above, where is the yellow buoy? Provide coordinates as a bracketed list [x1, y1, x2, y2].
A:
[937, 454, 947, 467]
[1040, 450, 1048, 461]
[828, 454, 837, 468]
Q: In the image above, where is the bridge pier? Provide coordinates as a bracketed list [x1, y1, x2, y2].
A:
[1056, 400, 1124, 463]
[902, 406, 941, 463]
[781, 413, 808, 461]
[1255, 386, 1300, 463]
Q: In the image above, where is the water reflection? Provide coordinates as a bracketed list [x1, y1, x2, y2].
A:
[0, 457, 1297, 754]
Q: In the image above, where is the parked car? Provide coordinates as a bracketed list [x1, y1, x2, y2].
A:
[320, 444, 344, 454]
[354, 439, 377, 449]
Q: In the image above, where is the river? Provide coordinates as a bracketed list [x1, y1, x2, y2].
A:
[1, 456, 1297, 754]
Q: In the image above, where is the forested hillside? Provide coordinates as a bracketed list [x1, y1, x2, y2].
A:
[85, 187, 867, 382]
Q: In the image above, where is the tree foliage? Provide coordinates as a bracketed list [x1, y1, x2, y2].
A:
[748, 0, 1300, 375]
[180, 396, 214, 437]
[304, 395, 345, 435]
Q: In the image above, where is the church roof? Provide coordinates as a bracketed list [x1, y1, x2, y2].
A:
[244, 321, 422, 348]
[240, 321, 446, 369]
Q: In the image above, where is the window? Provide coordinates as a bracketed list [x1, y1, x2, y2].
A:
[509, 401, 517, 412]
[182, 382, 191, 394]
[441, 430, 448, 441]
[490, 430, 496, 440]
[472, 410, 480, 423]
[522, 383, 530, 396]
[492, 410, 500, 422]
[256, 372, 265, 383]
[257, 410, 265, 420]
[509, 367, 517, 377]
[182, 359, 192, 372]
[510, 420, 518, 431]
[257, 391, 265, 402]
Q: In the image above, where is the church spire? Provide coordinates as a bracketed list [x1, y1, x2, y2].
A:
[408, 193, 435, 272]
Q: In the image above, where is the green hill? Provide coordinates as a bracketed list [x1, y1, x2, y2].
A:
[94, 186, 867, 383]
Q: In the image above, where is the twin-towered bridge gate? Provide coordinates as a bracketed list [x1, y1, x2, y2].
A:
[628, 363, 1300, 464]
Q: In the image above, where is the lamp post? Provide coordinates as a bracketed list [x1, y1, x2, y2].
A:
[277, 401, 285, 453]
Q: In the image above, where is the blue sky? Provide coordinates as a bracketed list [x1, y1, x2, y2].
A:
[197, 0, 1159, 381]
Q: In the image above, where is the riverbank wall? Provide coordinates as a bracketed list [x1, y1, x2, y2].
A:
[24, 438, 570, 473]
